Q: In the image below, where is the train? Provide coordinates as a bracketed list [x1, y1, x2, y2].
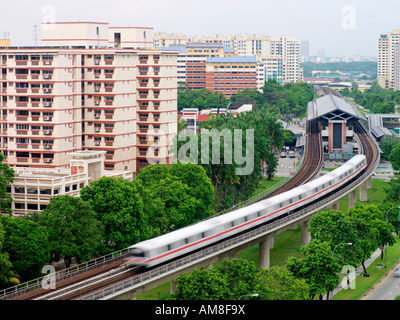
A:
[124, 154, 367, 269]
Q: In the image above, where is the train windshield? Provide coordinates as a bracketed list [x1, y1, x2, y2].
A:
[130, 248, 145, 257]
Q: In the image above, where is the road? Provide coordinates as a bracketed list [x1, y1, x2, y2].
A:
[364, 263, 400, 300]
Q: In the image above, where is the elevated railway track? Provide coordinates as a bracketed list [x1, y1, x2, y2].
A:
[1, 95, 379, 300]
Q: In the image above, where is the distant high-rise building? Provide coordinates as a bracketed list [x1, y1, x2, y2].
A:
[394, 43, 400, 91]
[378, 28, 400, 89]
[154, 33, 303, 84]
[301, 41, 309, 61]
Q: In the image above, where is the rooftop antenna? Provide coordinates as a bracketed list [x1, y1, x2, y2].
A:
[33, 25, 40, 46]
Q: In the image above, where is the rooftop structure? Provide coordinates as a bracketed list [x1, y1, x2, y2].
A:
[308, 95, 364, 155]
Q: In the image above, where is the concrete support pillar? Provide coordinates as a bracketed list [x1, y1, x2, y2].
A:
[366, 176, 372, 189]
[170, 279, 178, 295]
[360, 181, 368, 202]
[259, 237, 273, 269]
[301, 218, 311, 247]
[348, 188, 358, 207]
[331, 200, 340, 212]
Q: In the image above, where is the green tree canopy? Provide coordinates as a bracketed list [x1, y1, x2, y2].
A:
[170, 258, 310, 300]
[0, 215, 49, 278]
[80, 177, 147, 255]
[0, 153, 14, 215]
[39, 195, 103, 268]
[389, 142, 400, 172]
[134, 163, 214, 237]
[0, 220, 18, 288]
[287, 240, 341, 300]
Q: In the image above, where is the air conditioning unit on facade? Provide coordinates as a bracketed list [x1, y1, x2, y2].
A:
[44, 116, 51, 121]
[44, 130, 51, 135]
[94, 114, 100, 119]
[94, 60, 100, 65]
[44, 158, 52, 163]
[44, 144, 51, 149]
[44, 102, 51, 107]
[94, 128, 100, 132]
[95, 101, 100, 105]
[94, 87, 100, 92]
[95, 142, 100, 146]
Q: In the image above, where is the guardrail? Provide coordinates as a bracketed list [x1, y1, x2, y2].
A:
[0, 248, 130, 300]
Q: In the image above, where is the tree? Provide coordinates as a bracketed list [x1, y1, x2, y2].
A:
[347, 203, 395, 264]
[39, 195, 103, 268]
[389, 142, 400, 172]
[134, 163, 214, 236]
[384, 175, 400, 203]
[213, 258, 261, 299]
[287, 240, 341, 300]
[379, 202, 400, 235]
[380, 135, 400, 161]
[0, 215, 49, 279]
[0, 153, 14, 215]
[258, 266, 310, 300]
[345, 206, 381, 276]
[171, 258, 310, 300]
[80, 177, 147, 255]
[308, 209, 358, 266]
[170, 268, 228, 300]
[0, 220, 18, 288]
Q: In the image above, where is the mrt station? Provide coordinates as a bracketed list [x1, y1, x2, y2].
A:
[307, 94, 366, 159]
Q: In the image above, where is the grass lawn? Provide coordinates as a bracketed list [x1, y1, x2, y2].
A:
[339, 179, 388, 213]
[137, 179, 391, 300]
[251, 176, 286, 198]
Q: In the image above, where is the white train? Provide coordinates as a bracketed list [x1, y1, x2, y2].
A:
[124, 154, 367, 268]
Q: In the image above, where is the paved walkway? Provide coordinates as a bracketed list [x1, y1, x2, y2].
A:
[322, 248, 382, 299]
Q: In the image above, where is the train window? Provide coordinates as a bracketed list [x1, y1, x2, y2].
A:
[167, 244, 171, 251]
[201, 232, 205, 238]
[131, 249, 145, 257]
[257, 211, 261, 217]
[185, 238, 189, 245]
[231, 221, 235, 228]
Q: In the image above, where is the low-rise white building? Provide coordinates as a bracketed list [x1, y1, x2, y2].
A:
[7, 150, 132, 217]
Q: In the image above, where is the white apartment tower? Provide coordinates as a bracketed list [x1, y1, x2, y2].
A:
[0, 22, 178, 175]
[378, 29, 400, 89]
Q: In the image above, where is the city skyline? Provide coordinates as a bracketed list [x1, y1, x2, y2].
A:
[1, 0, 400, 57]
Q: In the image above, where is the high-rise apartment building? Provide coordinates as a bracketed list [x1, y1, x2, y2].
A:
[0, 22, 178, 175]
[394, 43, 400, 91]
[154, 33, 303, 84]
[205, 56, 258, 98]
[378, 29, 400, 89]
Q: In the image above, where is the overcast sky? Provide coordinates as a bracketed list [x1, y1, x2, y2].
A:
[1, 0, 400, 57]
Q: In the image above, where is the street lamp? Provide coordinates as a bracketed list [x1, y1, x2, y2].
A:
[333, 242, 353, 255]
[238, 293, 259, 300]
[329, 242, 353, 300]
[385, 207, 400, 268]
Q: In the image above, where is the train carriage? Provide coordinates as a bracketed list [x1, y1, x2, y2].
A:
[124, 155, 367, 268]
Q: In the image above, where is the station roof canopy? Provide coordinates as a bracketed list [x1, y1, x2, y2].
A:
[307, 94, 366, 123]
